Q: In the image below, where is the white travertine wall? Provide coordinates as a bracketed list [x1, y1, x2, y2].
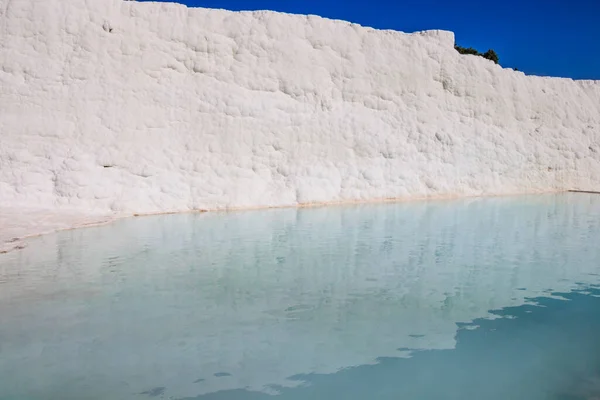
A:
[1, 0, 599, 215]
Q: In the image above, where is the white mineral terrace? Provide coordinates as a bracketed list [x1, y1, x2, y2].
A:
[1, 0, 599, 251]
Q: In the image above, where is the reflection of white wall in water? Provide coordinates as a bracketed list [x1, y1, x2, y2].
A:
[1, 194, 600, 398]
[1, 0, 600, 220]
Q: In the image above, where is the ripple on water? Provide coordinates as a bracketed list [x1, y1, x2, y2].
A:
[0, 193, 599, 399]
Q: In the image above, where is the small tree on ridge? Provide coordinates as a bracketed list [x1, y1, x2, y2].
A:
[454, 45, 500, 65]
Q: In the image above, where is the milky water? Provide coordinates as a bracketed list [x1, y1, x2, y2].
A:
[1, 193, 600, 400]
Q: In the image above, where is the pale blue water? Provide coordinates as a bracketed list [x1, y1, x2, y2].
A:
[0, 193, 599, 400]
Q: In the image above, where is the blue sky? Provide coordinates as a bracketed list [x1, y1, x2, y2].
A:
[141, 0, 600, 80]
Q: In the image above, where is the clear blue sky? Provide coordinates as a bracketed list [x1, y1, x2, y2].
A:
[141, 0, 600, 80]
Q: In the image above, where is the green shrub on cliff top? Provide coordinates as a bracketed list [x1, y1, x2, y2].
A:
[454, 45, 500, 65]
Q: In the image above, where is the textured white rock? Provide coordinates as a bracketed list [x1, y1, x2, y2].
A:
[1, 0, 599, 243]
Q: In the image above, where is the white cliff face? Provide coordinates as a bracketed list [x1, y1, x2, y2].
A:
[1, 0, 599, 217]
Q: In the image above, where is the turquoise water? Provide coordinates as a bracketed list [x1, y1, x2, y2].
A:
[0, 193, 599, 400]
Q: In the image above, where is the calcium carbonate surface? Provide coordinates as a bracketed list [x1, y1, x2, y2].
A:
[1, 0, 599, 249]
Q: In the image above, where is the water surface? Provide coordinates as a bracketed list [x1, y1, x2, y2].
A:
[1, 193, 599, 399]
